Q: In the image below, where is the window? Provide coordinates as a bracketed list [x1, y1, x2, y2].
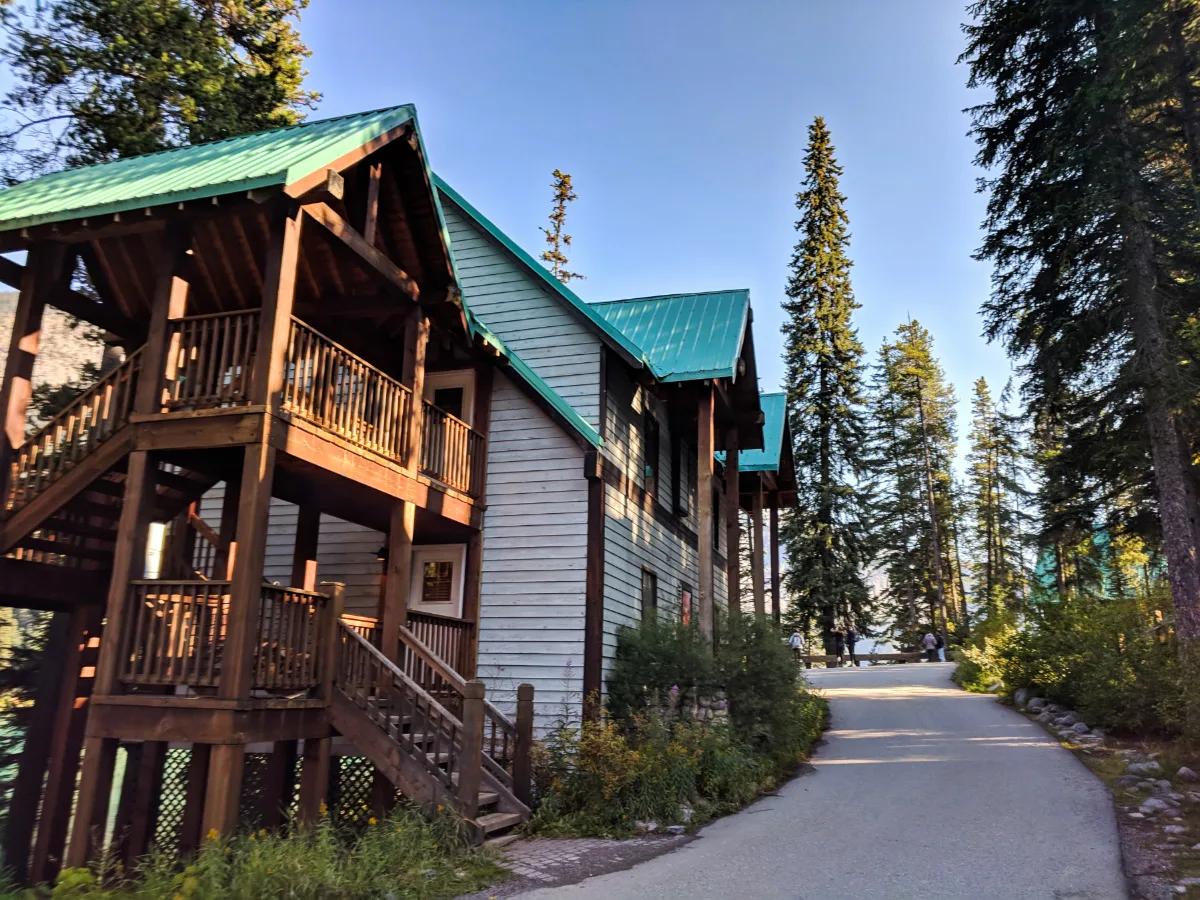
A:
[680, 583, 693, 625]
[641, 568, 658, 622]
[643, 410, 661, 496]
[423, 370, 476, 426]
[408, 544, 467, 617]
[672, 434, 691, 518]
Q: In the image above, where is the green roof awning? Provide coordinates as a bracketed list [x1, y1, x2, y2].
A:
[716, 391, 788, 472]
[0, 105, 417, 231]
[590, 290, 750, 382]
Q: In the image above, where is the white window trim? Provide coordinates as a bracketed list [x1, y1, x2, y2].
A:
[408, 543, 467, 618]
[423, 368, 476, 428]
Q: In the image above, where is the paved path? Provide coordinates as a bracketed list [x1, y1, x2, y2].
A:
[516, 663, 1127, 900]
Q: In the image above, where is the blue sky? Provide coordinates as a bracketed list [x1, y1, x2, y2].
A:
[301, 0, 1014, 451]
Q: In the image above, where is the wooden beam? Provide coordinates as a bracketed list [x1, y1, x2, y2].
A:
[0, 557, 109, 611]
[302, 201, 419, 302]
[724, 428, 740, 615]
[178, 744, 210, 856]
[201, 743, 244, 839]
[363, 163, 382, 247]
[402, 311, 429, 471]
[297, 735, 331, 825]
[696, 385, 715, 640]
[284, 123, 412, 198]
[133, 224, 192, 415]
[751, 475, 765, 616]
[770, 492, 781, 623]
[63, 736, 118, 867]
[249, 207, 303, 409]
[0, 254, 141, 340]
[291, 502, 320, 591]
[379, 500, 415, 662]
[460, 364, 492, 679]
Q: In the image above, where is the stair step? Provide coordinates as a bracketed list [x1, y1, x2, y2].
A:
[479, 791, 499, 808]
[476, 812, 523, 835]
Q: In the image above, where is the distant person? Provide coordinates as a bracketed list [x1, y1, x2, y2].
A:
[936, 632, 946, 662]
[789, 630, 802, 660]
[833, 629, 846, 667]
[923, 631, 937, 662]
[845, 626, 858, 667]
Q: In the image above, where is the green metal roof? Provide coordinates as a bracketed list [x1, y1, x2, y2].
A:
[431, 175, 647, 369]
[716, 391, 787, 472]
[467, 311, 602, 449]
[0, 105, 418, 231]
[590, 290, 750, 382]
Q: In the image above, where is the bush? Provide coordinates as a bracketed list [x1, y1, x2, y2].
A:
[3, 809, 504, 899]
[532, 615, 828, 837]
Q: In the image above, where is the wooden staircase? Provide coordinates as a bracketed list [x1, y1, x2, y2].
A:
[332, 623, 530, 841]
[2, 349, 220, 572]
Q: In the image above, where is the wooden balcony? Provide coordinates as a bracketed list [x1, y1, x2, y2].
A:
[117, 580, 335, 694]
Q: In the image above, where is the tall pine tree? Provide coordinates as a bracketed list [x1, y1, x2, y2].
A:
[781, 117, 873, 652]
[540, 169, 582, 283]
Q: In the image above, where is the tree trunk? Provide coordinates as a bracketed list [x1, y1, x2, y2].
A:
[915, 377, 950, 649]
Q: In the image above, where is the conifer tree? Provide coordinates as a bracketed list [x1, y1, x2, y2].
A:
[780, 117, 873, 652]
[0, 0, 319, 181]
[540, 169, 582, 283]
[963, 0, 1200, 730]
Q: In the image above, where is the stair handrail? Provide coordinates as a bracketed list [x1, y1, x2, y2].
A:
[398, 624, 521, 787]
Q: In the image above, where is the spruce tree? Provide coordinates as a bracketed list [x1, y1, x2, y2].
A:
[540, 169, 582, 284]
[963, 0, 1200, 730]
[780, 117, 873, 652]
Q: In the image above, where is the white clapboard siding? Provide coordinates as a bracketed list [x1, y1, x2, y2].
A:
[440, 197, 603, 431]
[478, 372, 588, 731]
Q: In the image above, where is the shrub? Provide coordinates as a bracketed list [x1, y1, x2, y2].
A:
[605, 618, 718, 725]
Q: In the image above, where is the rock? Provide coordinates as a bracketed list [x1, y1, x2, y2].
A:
[1076, 734, 1103, 745]
[1187, 793, 1200, 804]
[987, 681, 1004, 693]
[635, 821, 658, 834]
[1128, 761, 1165, 776]
[1071, 722, 1090, 734]
[1089, 730, 1105, 742]
[1180, 877, 1200, 887]
[1028, 697, 1046, 711]
[1138, 781, 1157, 792]
[1129, 812, 1147, 819]
[1014, 688, 1029, 707]
[1141, 798, 1170, 813]
[1164, 825, 1188, 835]
[1053, 712, 1078, 726]
[1158, 780, 1176, 793]
[1117, 775, 1143, 789]
[666, 825, 686, 835]
[679, 805, 694, 823]
[1180, 767, 1200, 783]
[1172, 885, 1187, 895]
[1037, 711, 1056, 724]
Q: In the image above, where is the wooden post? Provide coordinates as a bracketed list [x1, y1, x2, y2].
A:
[178, 744, 211, 856]
[770, 492, 781, 624]
[362, 162, 382, 247]
[31, 607, 100, 884]
[379, 501, 414, 663]
[200, 744, 244, 839]
[4, 612, 73, 882]
[513, 683, 534, 808]
[133, 225, 192, 415]
[214, 471, 241, 580]
[751, 476, 765, 616]
[250, 206, 303, 411]
[115, 740, 166, 867]
[291, 503, 321, 590]
[260, 741, 299, 830]
[319, 581, 345, 701]
[460, 364, 493, 678]
[724, 427, 740, 615]
[64, 737, 118, 867]
[583, 456, 605, 716]
[457, 680, 485, 820]
[402, 311, 430, 473]
[297, 736, 331, 825]
[0, 243, 68, 503]
[696, 386, 715, 641]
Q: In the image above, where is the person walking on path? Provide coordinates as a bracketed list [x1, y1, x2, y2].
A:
[789, 630, 802, 661]
[923, 630, 937, 662]
[832, 629, 846, 668]
[845, 625, 858, 667]
[936, 632, 946, 662]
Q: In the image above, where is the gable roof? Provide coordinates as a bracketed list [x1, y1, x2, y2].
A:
[0, 105, 418, 231]
[716, 392, 788, 472]
[431, 175, 646, 369]
[589, 290, 750, 383]
[466, 312, 602, 449]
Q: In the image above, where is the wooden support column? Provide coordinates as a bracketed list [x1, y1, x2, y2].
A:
[291, 503, 321, 590]
[770, 492, 781, 623]
[201, 744, 244, 839]
[460, 365, 493, 679]
[513, 683, 534, 808]
[121, 741, 166, 867]
[133, 225, 192, 415]
[403, 310, 430, 473]
[751, 476, 765, 616]
[260, 741, 298, 830]
[696, 386, 715, 641]
[457, 680, 485, 820]
[250, 206, 303, 411]
[64, 737, 118, 867]
[724, 427, 740, 615]
[214, 470, 241, 580]
[362, 162, 382, 247]
[3, 612, 73, 883]
[583, 452, 605, 716]
[297, 735, 331, 825]
[178, 744, 211, 856]
[31, 607, 102, 884]
[379, 500, 415, 662]
[0, 243, 69, 503]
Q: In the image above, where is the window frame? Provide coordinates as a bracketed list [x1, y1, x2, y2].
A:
[641, 567, 659, 623]
[422, 369, 476, 427]
[407, 543, 468, 618]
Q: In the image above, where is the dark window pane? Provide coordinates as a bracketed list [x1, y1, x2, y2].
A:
[433, 387, 464, 420]
[422, 560, 454, 605]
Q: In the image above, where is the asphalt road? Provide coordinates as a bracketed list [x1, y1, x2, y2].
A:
[518, 662, 1127, 900]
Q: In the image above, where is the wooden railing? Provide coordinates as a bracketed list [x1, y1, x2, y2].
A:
[336, 622, 471, 801]
[340, 613, 379, 643]
[407, 611, 472, 679]
[164, 310, 259, 410]
[5, 349, 142, 513]
[420, 401, 486, 498]
[119, 580, 230, 687]
[119, 580, 333, 691]
[283, 318, 412, 461]
[255, 586, 330, 691]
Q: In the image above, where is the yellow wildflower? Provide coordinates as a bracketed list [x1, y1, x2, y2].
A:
[368, 816, 377, 826]
[248, 833, 256, 841]
[205, 828, 219, 842]
[319, 801, 329, 817]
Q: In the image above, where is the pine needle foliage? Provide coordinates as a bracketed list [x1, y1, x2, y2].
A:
[540, 168, 583, 284]
[780, 117, 874, 651]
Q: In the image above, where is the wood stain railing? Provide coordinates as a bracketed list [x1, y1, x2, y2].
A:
[164, 310, 259, 410]
[283, 318, 412, 461]
[255, 585, 329, 691]
[419, 402, 486, 498]
[5, 348, 142, 513]
[119, 580, 230, 687]
[407, 610, 472, 679]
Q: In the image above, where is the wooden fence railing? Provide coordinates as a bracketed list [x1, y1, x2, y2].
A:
[5, 348, 142, 513]
[164, 310, 259, 410]
[419, 402, 486, 498]
[283, 318, 412, 461]
[255, 586, 330, 691]
[407, 610, 472, 681]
